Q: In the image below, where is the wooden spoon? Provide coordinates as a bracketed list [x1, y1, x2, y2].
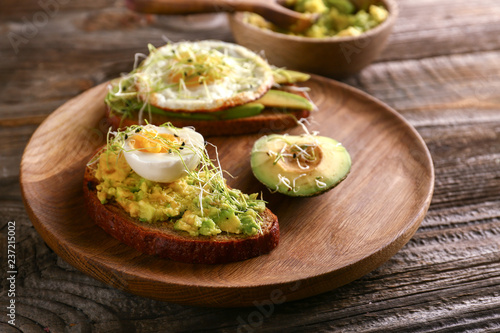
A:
[126, 0, 318, 32]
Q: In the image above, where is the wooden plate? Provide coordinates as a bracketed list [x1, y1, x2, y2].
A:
[20, 75, 434, 307]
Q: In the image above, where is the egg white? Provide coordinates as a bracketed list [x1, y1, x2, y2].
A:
[123, 125, 204, 183]
[136, 40, 274, 112]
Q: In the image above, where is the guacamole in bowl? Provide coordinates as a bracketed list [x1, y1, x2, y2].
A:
[244, 0, 389, 38]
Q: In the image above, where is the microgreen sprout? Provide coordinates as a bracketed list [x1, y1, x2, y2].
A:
[315, 177, 327, 188]
[275, 174, 293, 192]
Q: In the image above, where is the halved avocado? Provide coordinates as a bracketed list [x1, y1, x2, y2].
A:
[251, 134, 351, 197]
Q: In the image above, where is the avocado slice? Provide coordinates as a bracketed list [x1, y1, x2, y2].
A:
[108, 88, 312, 121]
[153, 103, 266, 120]
[251, 134, 351, 197]
[273, 68, 311, 84]
[256, 90, 314, 111]
[118, 100, 266, 121]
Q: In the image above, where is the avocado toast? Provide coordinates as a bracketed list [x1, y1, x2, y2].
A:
[83, 124, 279, 264]
[83, 171, 279, 264]
[105, 40, 315, 136]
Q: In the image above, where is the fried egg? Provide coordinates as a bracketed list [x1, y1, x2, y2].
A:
[135, 40, 274, 112]
[122, 124, 204, 183]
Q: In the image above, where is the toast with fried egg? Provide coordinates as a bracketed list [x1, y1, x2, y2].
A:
[105, 40, 315, 136]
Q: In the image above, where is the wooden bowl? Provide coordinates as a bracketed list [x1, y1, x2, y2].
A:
[229, 0, 398, 78]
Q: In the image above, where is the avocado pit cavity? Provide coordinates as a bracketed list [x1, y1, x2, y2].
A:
[275, 141, 323, 173]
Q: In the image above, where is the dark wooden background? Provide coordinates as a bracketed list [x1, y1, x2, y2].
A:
[1, 0, 500, 332]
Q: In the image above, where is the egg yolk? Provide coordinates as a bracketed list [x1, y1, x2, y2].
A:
[128, 130, 182, 153]
[166, 51, 231, 87]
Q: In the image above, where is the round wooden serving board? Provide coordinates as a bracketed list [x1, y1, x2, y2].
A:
[20, 75, 434, 307]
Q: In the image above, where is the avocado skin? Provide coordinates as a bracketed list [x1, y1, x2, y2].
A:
[251, 134, 351, 197]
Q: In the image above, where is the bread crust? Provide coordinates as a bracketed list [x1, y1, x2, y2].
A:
[107, 108, 310, 137]
[83, 156, 279, 264]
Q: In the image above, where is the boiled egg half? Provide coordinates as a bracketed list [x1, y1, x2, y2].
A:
[122, 124, 204, 183]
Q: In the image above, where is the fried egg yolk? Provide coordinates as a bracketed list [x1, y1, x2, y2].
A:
[123, 125, 204, 183]
[165, 51, 231, 87]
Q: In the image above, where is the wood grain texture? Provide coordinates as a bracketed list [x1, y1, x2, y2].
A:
[1, 0, 500, 331]
[19, 76, 433, 306]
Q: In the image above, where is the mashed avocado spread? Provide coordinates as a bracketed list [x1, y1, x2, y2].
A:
[92, 141, 265, 237]
[244, 0, 389, 38]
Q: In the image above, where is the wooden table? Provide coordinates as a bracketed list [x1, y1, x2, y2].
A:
[1, 0, 499, 331]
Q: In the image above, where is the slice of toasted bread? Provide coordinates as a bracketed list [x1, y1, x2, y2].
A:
[106, 107, 310, 137]
[83, 153, 279, 264]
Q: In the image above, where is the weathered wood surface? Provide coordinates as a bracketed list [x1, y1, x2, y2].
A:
[1, 0, 500, 332]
